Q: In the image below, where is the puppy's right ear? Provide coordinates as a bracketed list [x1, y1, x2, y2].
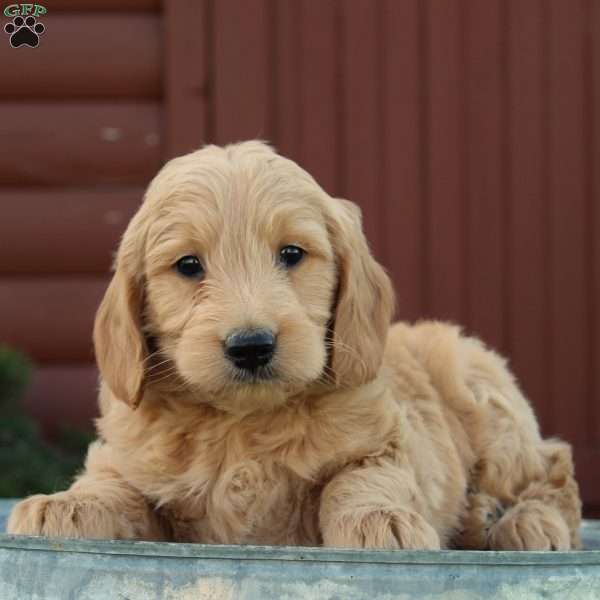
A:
[93, 264, 147, 408]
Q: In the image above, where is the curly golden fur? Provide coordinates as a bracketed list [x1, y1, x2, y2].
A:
[8, 141, 581, 550]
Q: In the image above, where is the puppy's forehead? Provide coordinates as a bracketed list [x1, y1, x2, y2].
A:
[144, 145, 328, 248]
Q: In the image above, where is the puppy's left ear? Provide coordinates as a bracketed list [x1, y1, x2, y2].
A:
[93, 261, 147, 409]
[326, 198, 395, 387]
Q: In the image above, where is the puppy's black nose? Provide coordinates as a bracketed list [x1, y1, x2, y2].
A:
[224, 329, 276, 371]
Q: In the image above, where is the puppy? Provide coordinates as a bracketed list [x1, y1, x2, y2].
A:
[8, 141, 581, 549]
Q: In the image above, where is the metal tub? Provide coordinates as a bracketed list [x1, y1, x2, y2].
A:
[1, 499, 599, 599]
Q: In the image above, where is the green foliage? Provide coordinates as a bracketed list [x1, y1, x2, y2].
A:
[0, 345, 31, 408]
[0, 345, 93, 497]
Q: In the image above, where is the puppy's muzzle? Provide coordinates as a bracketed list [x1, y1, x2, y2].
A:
[224, 329, 276, 373]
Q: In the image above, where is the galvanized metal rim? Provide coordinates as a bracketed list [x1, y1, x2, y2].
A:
[1, 533, 600, 566]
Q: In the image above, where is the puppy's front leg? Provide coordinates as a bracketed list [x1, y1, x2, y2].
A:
[319, 463, 440, 550]
[8, 442, 165, 541]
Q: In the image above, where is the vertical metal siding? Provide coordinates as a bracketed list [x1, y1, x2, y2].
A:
[210, 0, 600, 505]
[0, 0, 597, 509]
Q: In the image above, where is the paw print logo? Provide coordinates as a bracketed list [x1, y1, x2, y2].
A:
[4, 15, 45, 48]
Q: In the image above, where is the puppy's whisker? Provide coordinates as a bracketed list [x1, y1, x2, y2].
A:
[141, 350, 166, 367]
[145, 357, 176, 373]
[147, 371, 180, 387]
[141, 343, 179, 368]
[320, 363, 354, 391]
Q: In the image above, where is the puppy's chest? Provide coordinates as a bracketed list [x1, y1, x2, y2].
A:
[162, 450, 323, 545]
[129, 398, 394, 544]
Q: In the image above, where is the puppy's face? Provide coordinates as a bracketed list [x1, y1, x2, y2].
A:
[144, 154, 336, 411]
[94, 142, 394, 414]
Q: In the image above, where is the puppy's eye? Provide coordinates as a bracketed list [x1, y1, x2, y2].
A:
[175, 255, 204, 279]
[279, 245, 305, 268]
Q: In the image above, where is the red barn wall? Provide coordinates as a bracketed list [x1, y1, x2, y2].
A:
[0, 0, 598, 510]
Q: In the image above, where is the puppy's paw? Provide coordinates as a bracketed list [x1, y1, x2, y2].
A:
[8, 493, 79, 537]
[324, 508, 441, 550]
[7, 492, 127, 539]
[488, 499, 570, 551]
[456, 492, 506, 549]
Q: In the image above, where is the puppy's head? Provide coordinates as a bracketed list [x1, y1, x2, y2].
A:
[94, 142, 394, 413]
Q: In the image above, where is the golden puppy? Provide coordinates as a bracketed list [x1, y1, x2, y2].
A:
[8, 141, 581, 550]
